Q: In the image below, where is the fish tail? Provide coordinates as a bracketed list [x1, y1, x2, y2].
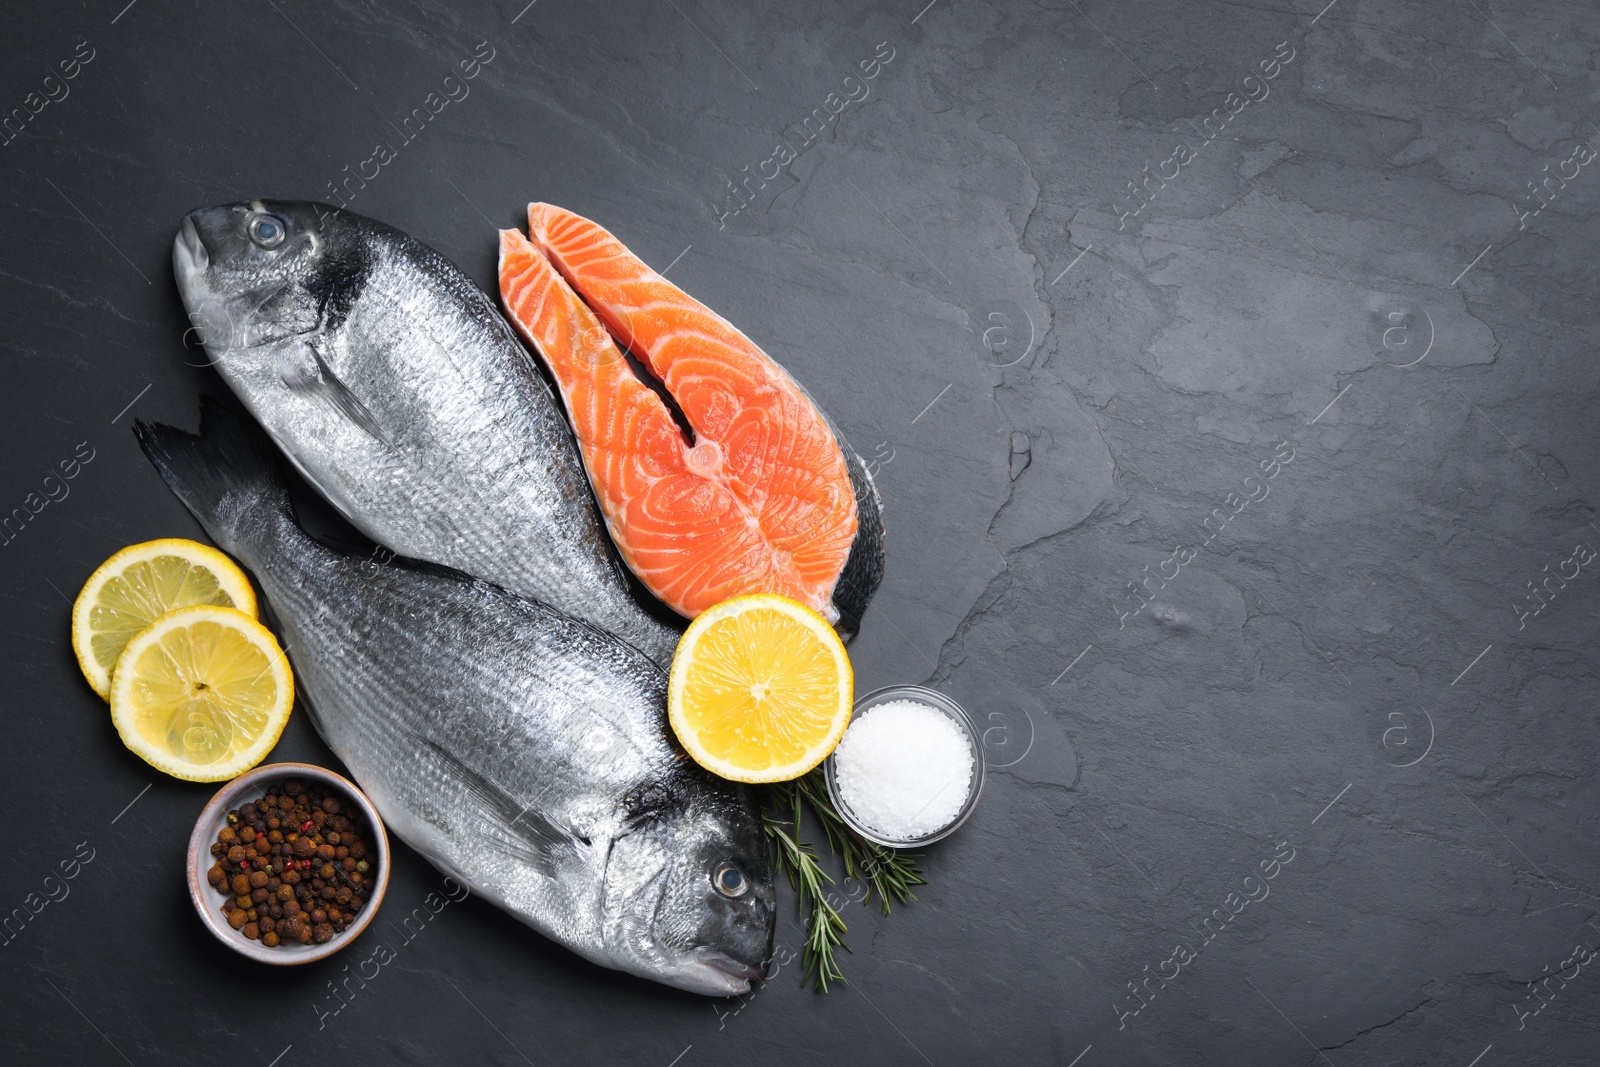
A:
[133, 395, 295, 560]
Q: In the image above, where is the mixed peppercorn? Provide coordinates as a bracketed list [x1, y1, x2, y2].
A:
[206, 778, 376, 948]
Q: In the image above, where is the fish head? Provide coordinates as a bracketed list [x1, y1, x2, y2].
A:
[174, 200, 355, 364]
[601, 777, 775, 997]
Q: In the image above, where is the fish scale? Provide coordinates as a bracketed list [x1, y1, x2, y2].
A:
[173, 200, 683, 669]
[135, 400, 774, 995]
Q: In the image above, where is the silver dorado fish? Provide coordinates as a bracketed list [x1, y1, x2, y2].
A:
[173, 199, 682, 667]
[136, 399, 774, 995]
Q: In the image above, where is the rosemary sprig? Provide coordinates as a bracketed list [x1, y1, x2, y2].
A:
[791, 770, 925, 915]
[762, 815, 848, 991]
[758, 770, 927, 990]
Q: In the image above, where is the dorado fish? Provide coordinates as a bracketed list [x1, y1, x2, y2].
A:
[173, 200, 682, 667]
[135, 399, 774, 995]
[498, 204, 884, 636]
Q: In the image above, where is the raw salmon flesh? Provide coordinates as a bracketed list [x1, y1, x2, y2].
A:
[499, 204, 883, 636]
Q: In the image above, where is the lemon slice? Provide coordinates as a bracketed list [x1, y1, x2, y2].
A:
[668, 593, 854, 783]
[108, 604, 293, 782]
[72, 538, 258, 699]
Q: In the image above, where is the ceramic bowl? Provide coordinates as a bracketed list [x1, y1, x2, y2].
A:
[186, 762, 389, 964]
[823, 684, 986, 848]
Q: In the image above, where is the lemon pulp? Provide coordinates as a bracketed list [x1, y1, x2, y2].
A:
[72, 538, 256, 699]
[668, 594, 853, 783]
[109, 605, 292, 782]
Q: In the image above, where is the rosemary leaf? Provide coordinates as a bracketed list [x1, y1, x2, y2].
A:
[761, 807, 848, 991]
[758, 774, 928, 990]
[792, 770, 926, 916]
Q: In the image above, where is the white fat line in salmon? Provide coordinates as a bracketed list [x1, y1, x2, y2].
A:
[712, 41, 896, 229]
[313, 41, 497, 229]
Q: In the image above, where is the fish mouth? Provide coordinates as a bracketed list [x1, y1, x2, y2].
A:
[173, 214, 209, 282]
[690, 949, 763, 997]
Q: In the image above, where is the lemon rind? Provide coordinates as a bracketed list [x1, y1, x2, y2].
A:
[71, 538, 257, 699]
[107, 604, 292, 783]
[667, 593, 854, 784]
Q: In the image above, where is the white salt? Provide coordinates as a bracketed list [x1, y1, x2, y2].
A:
[833, 699, 974, 840]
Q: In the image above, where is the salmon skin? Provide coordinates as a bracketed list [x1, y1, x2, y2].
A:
[498, 204, 884, 636]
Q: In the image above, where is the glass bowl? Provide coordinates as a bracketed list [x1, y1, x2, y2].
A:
[823, 684, 985, 848]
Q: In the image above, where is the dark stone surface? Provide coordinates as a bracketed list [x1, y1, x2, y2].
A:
[3, 0, 1597, 1063]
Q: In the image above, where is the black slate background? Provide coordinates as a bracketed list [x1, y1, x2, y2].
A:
[3, 1, 1598, 1064]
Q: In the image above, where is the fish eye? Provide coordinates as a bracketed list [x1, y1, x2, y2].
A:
[711, 861, 748, 898]
[248, 214, 287, 249]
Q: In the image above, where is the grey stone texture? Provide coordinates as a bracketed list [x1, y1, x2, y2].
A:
[2, 0, 1596, 1064]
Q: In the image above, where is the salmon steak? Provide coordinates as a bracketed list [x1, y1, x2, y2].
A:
[498, 204, 883, 636]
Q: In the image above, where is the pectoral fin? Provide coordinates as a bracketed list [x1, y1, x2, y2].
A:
[412, 733, 584, 875]
[279, 341, 389, 446]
